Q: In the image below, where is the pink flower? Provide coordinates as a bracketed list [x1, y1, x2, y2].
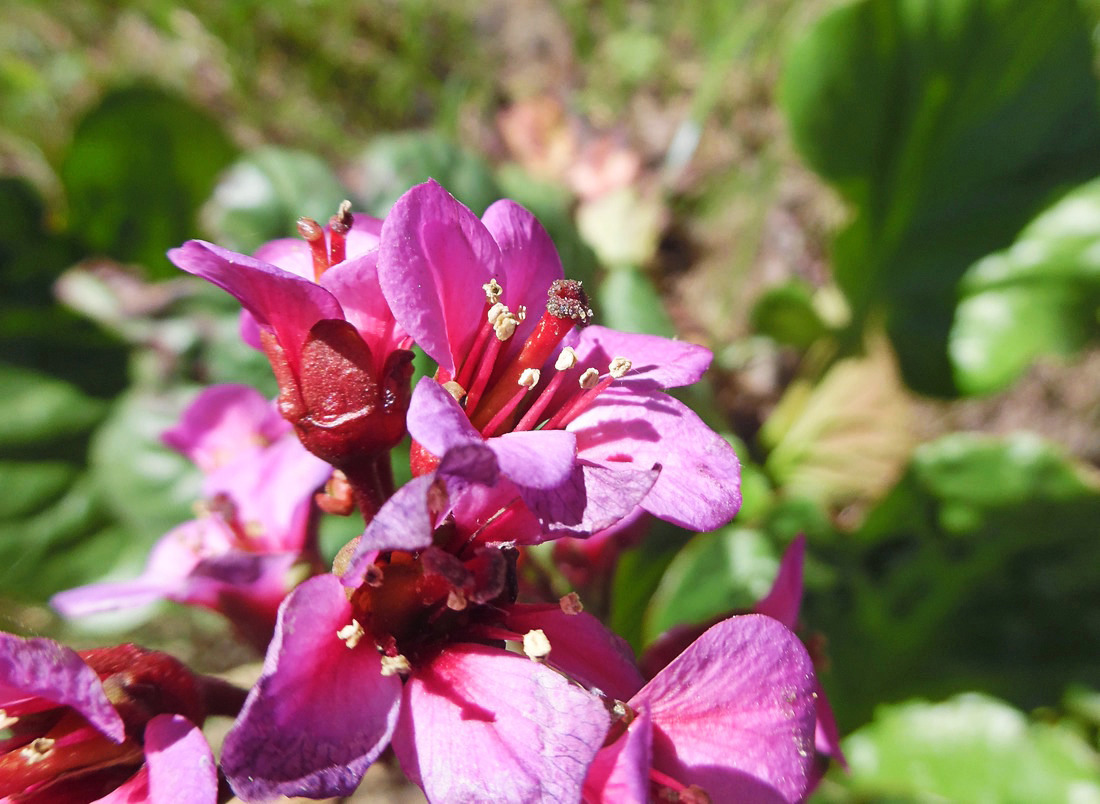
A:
[583, 615, 819, 804]
[0, 636, 218, 803]
[52, 384, 331, 650]
[378, 180, 741, 542]
[168, 211, 414, 515]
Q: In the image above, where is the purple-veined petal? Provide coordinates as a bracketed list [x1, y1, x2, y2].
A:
[571, 388, 741, 531]
[378, 180, 501, 374]
[0, 634, 124, 743]
[221, 574, 401, 801]
[520, 463, 659, 538]
[345, 475, 437, 583]
[582, 708, 653, 804]
[144, 714, 217, 804]
[406, 377, 482, 455]
[168, 240, 344, 369]
[504, 604, 645, 700]
[319, 251, 406, 374]
[161, 384, 287, 474]
[392, 643, 609, 804]
[564, 326, 714, 390]
[489, 429, 577, 490]
[481, 199, 564, 349]
[630, 614, 817, 803]
[754, 535, 805, 629]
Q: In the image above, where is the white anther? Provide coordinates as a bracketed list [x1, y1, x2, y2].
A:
[380, 654, 411, 677]
[487, 302, 507, 324]
[0, 709, 17, 730]
[522, 629, 552, 661]
[493, 312, 518, 341]
[483, 278, 503, 304]
[442, 380, 466, 401]
[578, 368, 600, 390]
[555, 347, 578, 371]
[336, 619, 365, 649]
[518, 368, 541, 389]
[21, 738, 54, 764]
[516, 305, 527, 322]
[608, 357, 632, 379]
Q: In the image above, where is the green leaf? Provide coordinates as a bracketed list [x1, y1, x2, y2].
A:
[0, 461, 78, 520]
[597, 268, 677, 337]
[951, 176, 1100, 394]
[749, 280, 829, 349]
[644, 527, 779, 642]
[62, 86, 237, 278]
[353, 132, 502, 217]
[200, 146, 350, 254]
[837, 694, 1100, 800]
[610, 521, 692, 652]
[782, 0, 1100, 395]
[0, 363, 106, 450]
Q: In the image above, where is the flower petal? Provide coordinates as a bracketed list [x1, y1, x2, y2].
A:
[406, 377, 482, 455]
[378, 180, 501, 374]
[489, 429, 577, 490]
[754, 535, 805, 629]
[221, 574, 401, 800]
[319, 250, 407, 373]
[582, 708, 653, 804]
[572, 388, 741, 531]
[0, 634, 124, 743]
[566, 326, 713, 390]
[254, 213, 382, 280]
[144, 714, 217, 804]
[392, 643, 609, 804]
[630, 614, 817, 803]
[168, 240, 344, 368]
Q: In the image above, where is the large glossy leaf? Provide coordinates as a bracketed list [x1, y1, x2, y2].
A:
[782, 0, 1100, 395]
[62, 86, 237, 278]
[951, 176, 1100, 394]
[834, 694, 1100, 800]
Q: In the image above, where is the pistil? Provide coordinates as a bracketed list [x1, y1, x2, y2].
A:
[327, 200, 353, 266]
[297, 217, 329, 282]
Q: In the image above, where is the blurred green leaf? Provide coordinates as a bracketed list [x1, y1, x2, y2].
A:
[200, 146, 350, 254]
[62, 86, 237, 278]
[644, 527, 779, 642]
[951, 176, 1100, 394]
[610, 521, 692, 652]
[353, 132, 502, 217]
[750, 280, 829, 349]
[0, 461, 78, 520]
[597, 268, 677, 337]
[0, 363, 106, 450]
[835, 694, 1100, 801]
[782, 0, 1100, 395]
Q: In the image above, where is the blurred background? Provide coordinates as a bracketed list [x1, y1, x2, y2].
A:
[2, 0, 1099, 799]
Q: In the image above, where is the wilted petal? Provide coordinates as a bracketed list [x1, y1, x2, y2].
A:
[393, 643, 609, 804]
[144, 714, 217, 804]
[582, 708, 653, 804]
[168, 240, 344, 368]
[0, 634, 124, 743]
[221, 575, 401, 800]
[572, 388, 740, 531]
[565, 326, 714, 390]
[754, 535, 805, 629]
[378, 180, 502, 374]
[631, 614, 817, 803]
[504, 604, 645, 701]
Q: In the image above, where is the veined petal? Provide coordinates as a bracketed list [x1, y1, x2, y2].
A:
[504, 604, 645, 701]
[521, 464, 658, 539]
[168, 240, 344, 369]
[0, 634, 125, 743]
[571, 388, 741, 531]
[565, 326, 713, 390]
[582, 708, 653, 804]
[221, 575, 401, 801]
[392, 643, 609, 804]
[144, 714, 217, 804]
[630, 614, 817, 803]
[378, 180, 502, 374]
[406, 377, 482, 454]
[489, 429, 577, 490]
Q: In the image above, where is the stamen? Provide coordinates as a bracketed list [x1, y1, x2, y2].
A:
[456, 304, 503, 390]
[0, 709, 17, 730]
[327, 200, 353, 266]
[559, 592, 583, 614]
[20, 737, 55, 764]
[297, 217, 329, 281]
[545, 357, 631, 430]
[380, 654, 411, 677]
[465, 309, 519, 414]
[513, 347, 578, 432]
[442, 380, 466, 402]
[480, 369, 539, 438]
[483, 278, 503, 305]
[578, 368, 600, 390]
[336, 619, 365, 649]
[522, 629, 552, 661]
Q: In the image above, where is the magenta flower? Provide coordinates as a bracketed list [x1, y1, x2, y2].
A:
[378, 180, 741, 542]
[0, 635, 217, 803]
[168, 210, 414, 515]
[52, 384, 331, 650]
[582, 614, 819, 804]
[220, 445, 627, 802]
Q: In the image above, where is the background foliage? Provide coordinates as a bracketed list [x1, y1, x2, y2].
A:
[2, 0, 1098, 799]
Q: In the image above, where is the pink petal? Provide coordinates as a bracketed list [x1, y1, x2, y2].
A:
[221, 575, 402, 800]
[565, 326, 714, 390]
[378, 180, 502, 374]
[582, 709, 653, 804]
[168, 240, 344, 369]
[0, 634, 125, 743]
[522, 464, 658, 538]
[406, 377, 482, 455]
[144, 714, 217, 804]
[90, 769, 148, 804]
[253, 213, 383, 279]
[504, 604, 645, 700]
[630, 614, 817, 803]
[572, 388, 741, 531]
[319, 251, 407, 374]
[489, 429, 577, 490]
[393, 643, 609, 803]
[754, 535, 805, 628]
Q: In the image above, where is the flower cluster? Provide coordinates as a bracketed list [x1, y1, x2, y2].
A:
[14, 180, 841, 803]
